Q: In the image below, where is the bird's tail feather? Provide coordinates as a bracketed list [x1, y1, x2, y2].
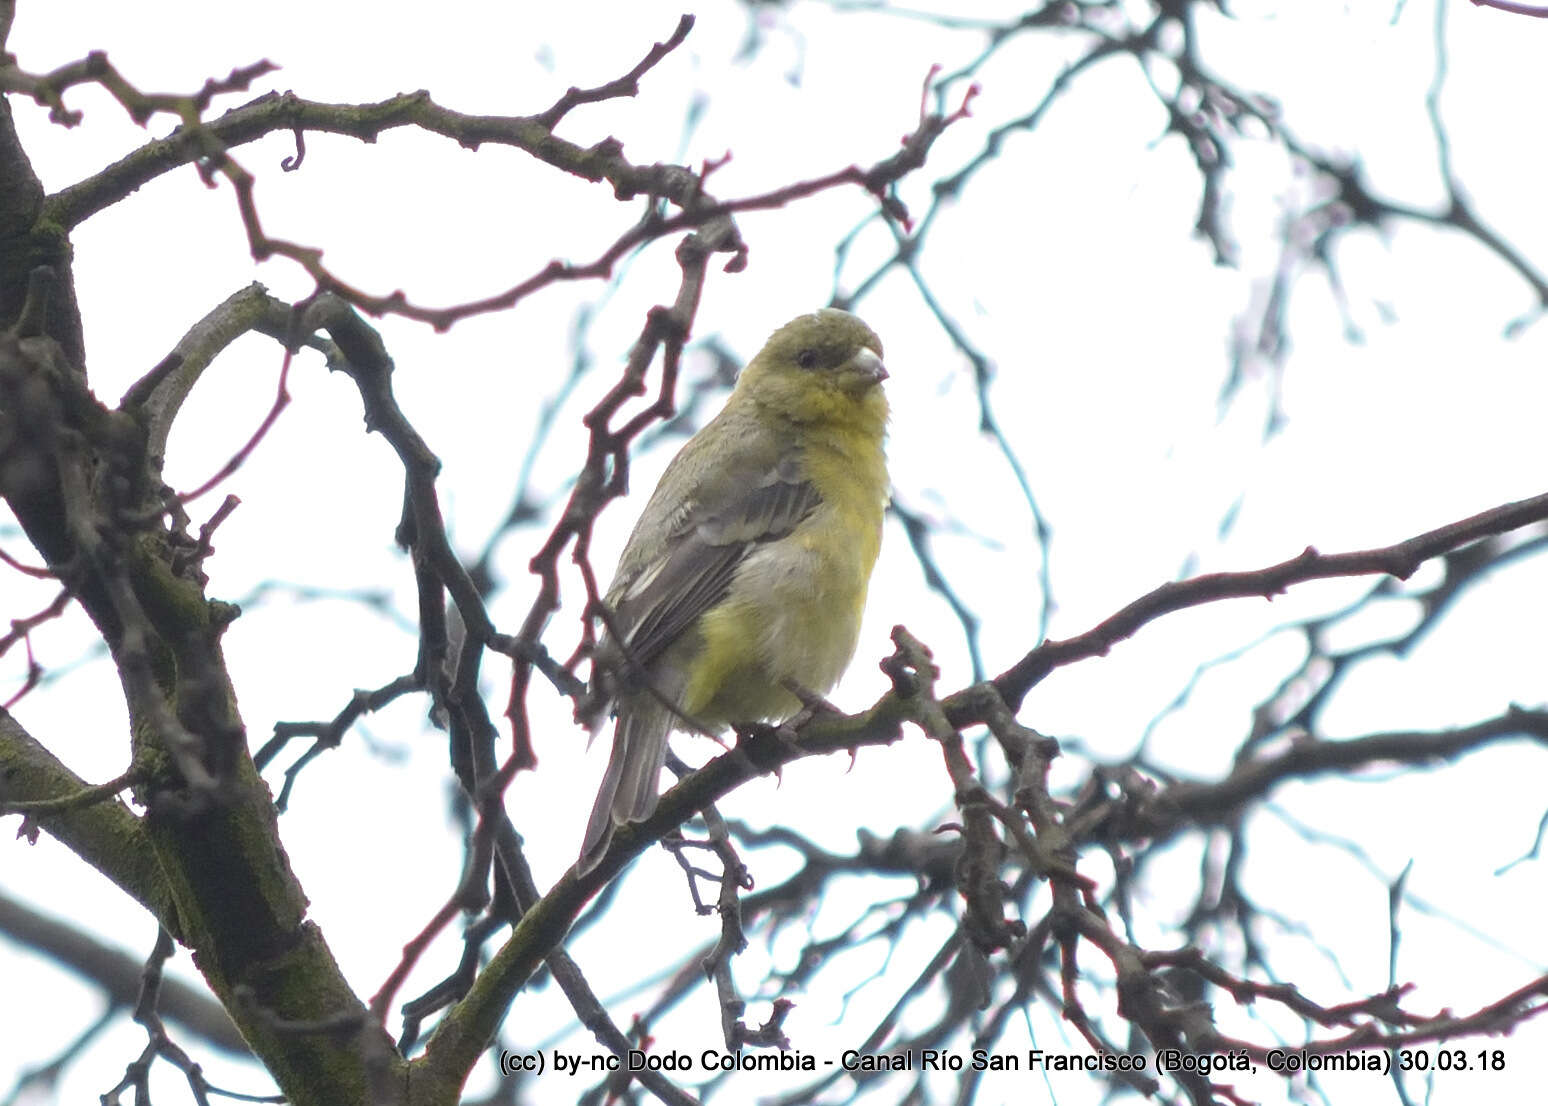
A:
[578, 693, 674, 873]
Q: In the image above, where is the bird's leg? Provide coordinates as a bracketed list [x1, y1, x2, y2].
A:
[779, 677, 842, 730]
[780, 678, 866, 770]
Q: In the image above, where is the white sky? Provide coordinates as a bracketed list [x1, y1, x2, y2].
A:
[3, 1, 1547, 1104]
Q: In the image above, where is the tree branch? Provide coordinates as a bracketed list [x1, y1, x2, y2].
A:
[990, 491, 1548, 713]
[0, 890, 248, 1056]
[0, 707, 174, 928]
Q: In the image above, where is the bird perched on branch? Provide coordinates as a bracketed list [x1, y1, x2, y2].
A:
[579, 308, 890, 872]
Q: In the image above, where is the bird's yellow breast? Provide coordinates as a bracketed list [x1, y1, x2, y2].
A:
[682, 429, 886, 727]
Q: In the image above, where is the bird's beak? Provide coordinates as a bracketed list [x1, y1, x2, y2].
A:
[852, 347, 888, 385]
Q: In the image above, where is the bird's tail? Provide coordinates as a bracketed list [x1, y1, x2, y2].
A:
[578, 693, 674, 873]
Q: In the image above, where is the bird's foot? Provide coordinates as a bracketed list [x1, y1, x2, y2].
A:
[780, 678, 842, 730]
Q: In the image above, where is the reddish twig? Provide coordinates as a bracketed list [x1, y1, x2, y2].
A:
[369, 900, 462, 1024]
[0, 547, 54, 578]
[1469, 0, 1548, 14]
[177, 347, 293, 504]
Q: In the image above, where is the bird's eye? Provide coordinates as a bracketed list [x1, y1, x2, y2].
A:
[796, 349, 819, 369]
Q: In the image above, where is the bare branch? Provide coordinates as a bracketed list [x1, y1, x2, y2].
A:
[991, 491, 1548, 712]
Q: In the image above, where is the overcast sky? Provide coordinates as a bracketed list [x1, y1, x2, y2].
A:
[4, 2, 1548, 1104]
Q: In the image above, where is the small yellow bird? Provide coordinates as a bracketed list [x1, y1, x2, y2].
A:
[579, 308, 890, 871]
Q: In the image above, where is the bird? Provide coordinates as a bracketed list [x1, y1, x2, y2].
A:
[578, 308, 890, 872]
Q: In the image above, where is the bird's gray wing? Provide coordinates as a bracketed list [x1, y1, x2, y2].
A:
[607, 451, 819, 677]
[578, 452, 821, 873]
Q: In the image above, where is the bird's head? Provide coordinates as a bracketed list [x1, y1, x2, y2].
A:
[736, 308, 889, 429]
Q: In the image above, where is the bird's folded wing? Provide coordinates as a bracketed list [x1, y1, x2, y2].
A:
[609, 453, 819, 673]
